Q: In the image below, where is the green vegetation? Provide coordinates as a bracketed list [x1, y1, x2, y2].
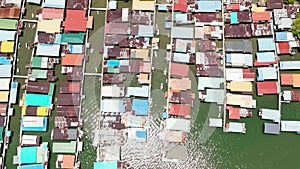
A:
[292, 13, 300, 39]
[284, 0, 295, 4]
[23, 3, 40, 20]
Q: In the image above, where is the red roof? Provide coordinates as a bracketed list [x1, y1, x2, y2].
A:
[62, 54, 84, 66]
[243, 68, 255, 79]
[170, 63, 189, 77]
[277, 42, 290, 54]
[257, 82, 279, 95]
[174, 4, 188, 12]
[169, 104, 191, 117]
[226, 4, 240, 11]
[42, 8, 64, 20]
[254, 60, 278, 66]
[252, 11, 271, 22]
[63, 10, 87, 32]
[227, 106, 240, 120]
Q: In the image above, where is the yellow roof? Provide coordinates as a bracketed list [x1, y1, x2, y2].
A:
[227, 81, 252, 92]
[1, 41, 14, 53]
[251, 4, 266, 12]
[37, 20, 61, 33]
[226, 94, 256, 108]
[0, 91, 9, 102]
[138, 73, 150, 84]
[22, 106, 49, 116]
[132, 0, 155, 11]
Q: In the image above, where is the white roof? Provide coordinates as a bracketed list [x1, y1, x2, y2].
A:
[280, 61, 300, 70]
[282, 90, 291, 101]
[22, 116, 45, 127]
[209, 118, 222, 128]
[5, 0, 21, 6]
[260, 109, 281, 122]
[226, 68, 253, 81]
[122, 8, 129, 22]
[36, 44, 61, 57]
[257, 67, 277, 81]
[109, 1, 117, 10]
[198, 77, 224, 90]
[21, 135, 38, 145]
[166, 118, 190, 132]
[43, 0, 66, 8]
[226, 93, 256, 108]
[172, 27, 194, 39]
[227, 122, 245, 133]
[0, 78, 10, 90]
[227, 53, 253, 67]
[281, 121, 300, 132]
[0, 30, 16, 41]
[0, 65, 12, 77]
[101, 85, 125, 97]
[126, 86, 149, 97]
[278, 18, 292, 29]
[27, 0, 41, 4]
[173, 53, 190, 63]
[101, 99, 125, 113]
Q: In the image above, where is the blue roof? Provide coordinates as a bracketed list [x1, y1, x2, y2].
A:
[107, 60, 120, 67]
[197, 1, 221, 12]
[275, 32, 288, 41]
[256, 52, 276, 63]
[94, 161, 117, 169]
[20, 147, 37, 164]
[132, 99, 149, 116]
[165, 22, 171, 29]
[54, 34, 62, 44]
[0, 57, 12, 65]
[257, 38, 275, 51]
[225, 54, 231, 63]
[231, 12, 238, 24]
[158, 4, 168, 11]
[9, 82, 18, 104]
[18, 164, 44, 169]
[136, 130, 147, 139]
[69, 45, 83, 54]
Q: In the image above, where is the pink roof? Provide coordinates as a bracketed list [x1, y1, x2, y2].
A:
[170, 63, 189, 77]
[257, 82, 279, 95]
[42, 8, 64, 20]
[63, 10, 87, 32]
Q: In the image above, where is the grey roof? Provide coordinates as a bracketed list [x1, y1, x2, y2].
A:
[225, 40, 253, 53]
[67, 128, 78, 140]
[172, 27, 194, 39]
[264, 123, 280, 135]
[166, 144, 187, 161]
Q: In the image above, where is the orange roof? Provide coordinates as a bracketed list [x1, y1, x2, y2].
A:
[62, 54, 84, 66]
[42, 8, 64, 20]
[252, 11, 271, 21]
[62, 155, 75, 168]
[87, 16, 93, 29]
[281, 74, 300, 87]
[69, 82, 81, 93]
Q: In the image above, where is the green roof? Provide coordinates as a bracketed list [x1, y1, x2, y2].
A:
[0, 19, 18, 30]
[0, 127, 3, 142]
[31, 69, 47, 79]
[52, 141, 77, 153]
[61, 33, 85, 44]
[31, 57, 42, 68]
[49, 83, 55, 95]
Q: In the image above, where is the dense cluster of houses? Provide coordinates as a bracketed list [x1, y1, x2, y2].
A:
[9, 0, 93, 168]
[0, 0, 22, 168]
[93, 0, 156, 168]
